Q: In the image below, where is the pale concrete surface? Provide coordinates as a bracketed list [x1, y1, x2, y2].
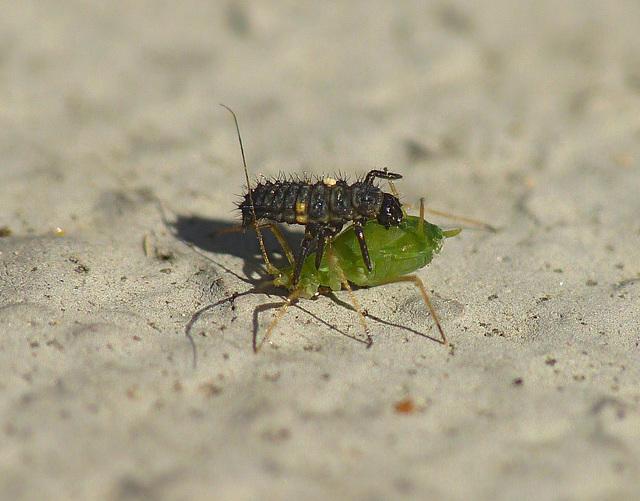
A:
[1, 1, 639, 500]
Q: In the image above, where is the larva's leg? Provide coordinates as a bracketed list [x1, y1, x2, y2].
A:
[261, 223, 295, 266]
[216, 222, 294, 272]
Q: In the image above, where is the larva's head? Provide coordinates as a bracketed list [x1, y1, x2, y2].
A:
[377, 193, 403, 229]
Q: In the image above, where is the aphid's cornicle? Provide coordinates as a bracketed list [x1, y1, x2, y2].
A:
[239, 170, 404, 286]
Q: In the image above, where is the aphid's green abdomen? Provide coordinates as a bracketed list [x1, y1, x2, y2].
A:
[316, 215, 452, 289]
[276, 215, 458, 293]
[364, 218, 445, 283]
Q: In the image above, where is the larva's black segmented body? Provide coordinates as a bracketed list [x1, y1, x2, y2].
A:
[239, 170, 404, 286]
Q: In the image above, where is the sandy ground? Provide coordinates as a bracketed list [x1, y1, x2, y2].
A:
[1, 1, 640, 500]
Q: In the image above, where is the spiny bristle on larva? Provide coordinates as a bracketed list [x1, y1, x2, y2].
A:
[243, 171, 358, 188]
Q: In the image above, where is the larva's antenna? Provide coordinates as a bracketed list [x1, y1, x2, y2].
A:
[220, 104, 274, 272]
[220, 105, 249, 187]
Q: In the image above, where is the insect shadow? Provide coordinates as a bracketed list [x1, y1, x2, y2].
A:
[172, 213, 358, 364]
[172, 214, 304, 285]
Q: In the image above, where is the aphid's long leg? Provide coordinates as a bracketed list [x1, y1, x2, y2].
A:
[326, 248, 372, 347]
[353, 222, 373, 272]
[255, 287, 307, 352]
[373, 275, 448, 346]
[261, 224, 295, 266]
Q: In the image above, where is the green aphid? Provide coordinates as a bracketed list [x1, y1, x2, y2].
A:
[258, 203, 461, 351]
[277, 213, 460, 294]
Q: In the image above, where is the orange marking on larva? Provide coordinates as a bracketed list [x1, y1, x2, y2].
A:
[295, 202, 308, 224]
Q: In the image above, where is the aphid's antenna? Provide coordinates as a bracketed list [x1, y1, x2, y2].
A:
[422, 207, 497, 232]
[220, 104, 275, 274]
[396, 202, 497, 232]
